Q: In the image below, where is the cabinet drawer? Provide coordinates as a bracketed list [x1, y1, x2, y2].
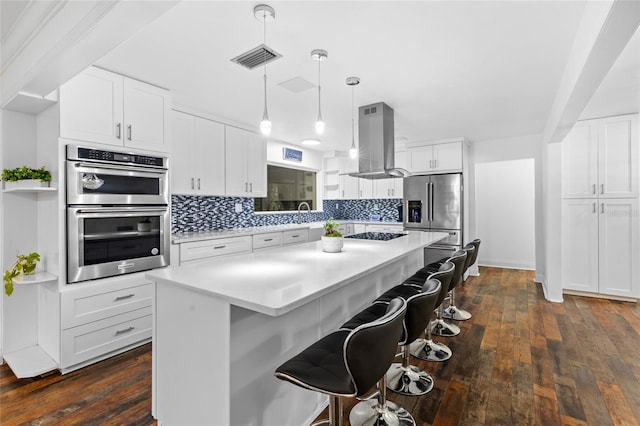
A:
[283, 229, 309, 245]
[253, 232, 283, 249]
[366, 224, 403, 233]
[180, 236, 252, 262]
[61, 307, 151, 368]
[61, 276, 152, 329]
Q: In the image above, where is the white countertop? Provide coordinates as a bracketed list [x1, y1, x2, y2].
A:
[171, 220, 404, 243]
[148, 230, 446, 316]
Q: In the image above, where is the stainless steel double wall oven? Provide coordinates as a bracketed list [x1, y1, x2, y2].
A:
[66, 145, 170, 283]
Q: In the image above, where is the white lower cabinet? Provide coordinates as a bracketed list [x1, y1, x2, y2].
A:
[61, 308, 151, 368]
[283, 229, 309, 245]
[253, 232, 283, 250]
[59, 274, 154, 371]
[179, 236, 252, 265]
[562, 198, 639, 298]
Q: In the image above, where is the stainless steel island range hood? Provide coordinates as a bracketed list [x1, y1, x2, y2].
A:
[348, 102, 410, 179]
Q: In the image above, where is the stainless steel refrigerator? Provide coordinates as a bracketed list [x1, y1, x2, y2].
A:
[403, 173, 463, 265]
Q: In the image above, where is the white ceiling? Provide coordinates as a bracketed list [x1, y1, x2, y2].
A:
[91, 1, 634, 151]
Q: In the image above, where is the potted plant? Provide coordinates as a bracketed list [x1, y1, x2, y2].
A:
[321, 217, 344, 253]
[3, 252, 41, 296]
[1, 165, 52, 189]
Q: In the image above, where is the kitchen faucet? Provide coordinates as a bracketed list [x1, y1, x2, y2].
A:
[297, 202, 310, 224]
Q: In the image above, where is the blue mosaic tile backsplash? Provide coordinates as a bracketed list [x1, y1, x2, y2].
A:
[171, 195, 403, 233]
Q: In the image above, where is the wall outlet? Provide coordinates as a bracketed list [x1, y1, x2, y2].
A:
[374, 204, 379, 210]
[235, 203, 243, 213]
[335, 203, 339, 209]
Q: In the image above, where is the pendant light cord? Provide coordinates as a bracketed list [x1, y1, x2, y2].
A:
[317, 59, 322, 119]
[263, 11, 267, 113]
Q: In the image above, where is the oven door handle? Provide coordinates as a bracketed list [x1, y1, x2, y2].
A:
[73, 162, 167, 175]
[75, 207, 168, 215]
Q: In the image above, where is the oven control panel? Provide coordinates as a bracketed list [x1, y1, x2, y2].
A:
[68, 146, 167, 168]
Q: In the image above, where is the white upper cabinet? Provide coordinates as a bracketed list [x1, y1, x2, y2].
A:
[372, 151, 406, 198]
[338, 157, 358, 199]
[60, 66, 170, 153]
[561, 121, 598, 198]
[171, 111, 225, 196]
[562, 114, 638, 199]
[598, 115, 639, 198]
[406, 141, 463, 174]
[225, 126, 266, 197]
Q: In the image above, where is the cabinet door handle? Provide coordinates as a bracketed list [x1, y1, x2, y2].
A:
[116, 123, 122, 139]
[342, 190, 344, 197]
[291, 235, 299, 238]
[127, 125, 132, 141]
[434, 159, 438, 168]
[245, 182, 248, 192]
[197, 178, 201, 190]
[600, 184, 604, 194]
[592, 202, 596, 213]
[592, 184, 596, 195]
[191, 178, 195, 190]
[429, 160, 433, 168]
[115, 326, 135, 336]
[249, 182, 253, 192]
[601, 203, 604, 214]
[115, 293, 135, 301]
[264, 238, 273, 242]
[214, 245, 226, 250]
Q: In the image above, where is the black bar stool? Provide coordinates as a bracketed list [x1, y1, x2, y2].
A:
[428, 250, 467, 337]
[442, 243, 475, 321]
[274, 297, 407, 426]
[404, 262, 455, 362]
[371, 278, 442, 396]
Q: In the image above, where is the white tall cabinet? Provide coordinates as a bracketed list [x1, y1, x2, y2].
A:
[561, 114, 639, 299]
[171, 111, 225, 195]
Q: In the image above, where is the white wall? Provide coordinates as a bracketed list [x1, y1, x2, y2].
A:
[469, 134, 544, 276]
[475, 159, 536, 269]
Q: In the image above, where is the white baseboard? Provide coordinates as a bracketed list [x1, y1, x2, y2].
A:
[478, 261, 536, 271]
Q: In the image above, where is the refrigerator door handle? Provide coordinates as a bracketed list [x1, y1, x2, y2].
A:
[430, 182, 435, 222]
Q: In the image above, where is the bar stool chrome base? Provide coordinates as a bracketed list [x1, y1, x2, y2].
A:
[409, 338, 452, 361]
[431, 318, 460, 337]
[350, 399, 416, 426]
[386, 362, 434, 395]
[442, 306, 472, 321]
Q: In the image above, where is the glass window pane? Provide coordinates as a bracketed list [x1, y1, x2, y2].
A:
[254, 165, 316, 212]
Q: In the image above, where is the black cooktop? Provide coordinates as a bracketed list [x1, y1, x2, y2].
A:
[345, 232, 407, 241]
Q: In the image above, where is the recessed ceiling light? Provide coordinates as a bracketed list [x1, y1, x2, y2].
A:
[301, 138, 320, 146]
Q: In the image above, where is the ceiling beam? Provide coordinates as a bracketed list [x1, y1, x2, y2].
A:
[543, 0, 640, 143]
[1, 0, 180, 109]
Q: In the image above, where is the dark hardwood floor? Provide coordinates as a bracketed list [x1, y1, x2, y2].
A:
[2, 267, 639, 425]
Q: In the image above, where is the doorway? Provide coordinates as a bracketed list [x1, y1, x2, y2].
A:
[475, 158, 536, 269]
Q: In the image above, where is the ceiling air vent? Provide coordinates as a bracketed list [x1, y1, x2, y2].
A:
[231, 44, 282, 70]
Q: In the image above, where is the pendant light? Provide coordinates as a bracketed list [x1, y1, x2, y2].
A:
[346, 76, 360, 159]
[311, 49, 327, 135]
[255, 4, 275, 135]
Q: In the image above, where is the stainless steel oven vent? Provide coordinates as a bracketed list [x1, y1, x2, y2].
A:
[231, 44, 282, 70]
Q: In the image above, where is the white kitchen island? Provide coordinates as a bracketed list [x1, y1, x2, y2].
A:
[147, 230, 447, 426]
